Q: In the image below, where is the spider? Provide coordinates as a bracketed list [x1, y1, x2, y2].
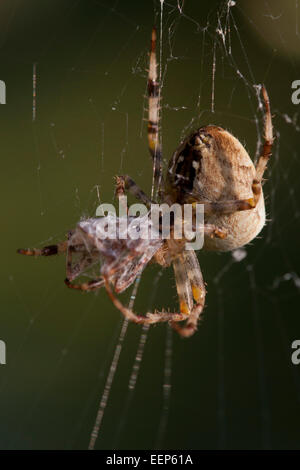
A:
[18, 28, 273, 337]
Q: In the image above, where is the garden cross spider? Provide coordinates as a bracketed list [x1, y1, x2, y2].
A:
[18, 28, 273, 337]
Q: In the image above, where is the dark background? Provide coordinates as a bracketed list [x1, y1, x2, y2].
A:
[1, 0, 300, 450]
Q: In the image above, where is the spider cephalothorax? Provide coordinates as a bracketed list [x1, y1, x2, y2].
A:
[18, 28, 273, 337]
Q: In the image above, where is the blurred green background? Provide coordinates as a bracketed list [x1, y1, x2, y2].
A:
[1, 0, 300, 450]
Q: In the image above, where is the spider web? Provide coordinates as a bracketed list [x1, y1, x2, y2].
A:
[1, 0, 300, 450]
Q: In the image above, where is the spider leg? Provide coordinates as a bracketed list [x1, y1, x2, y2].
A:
[204, 224, 227, 239]
[17, 241, 68, 257]
[199, 198, 257, 215]
[252, 85, 273, 203]
[192, 189, 265, 216]
[103, 250, 204, 336]
[191, 87, 273, 216]
[148, 27, 163, 194]
[172, 253, 194, 315]
[104, 278, 189, 325]
[171, 250, 206, 337]
[115, 175, 152, 208]
[64, 277, 104, 291]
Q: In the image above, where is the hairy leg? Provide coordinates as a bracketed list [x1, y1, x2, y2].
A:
[191, 87, 273, 216]
[148, 27, 163, 195]
[115, 175, 152, 207]
[104, 278, 190, 326]
[171, 250, 206, 337]
[172, 253, 193, 315]
[252, 85, 273, 203]
[64, 277, 104, 291]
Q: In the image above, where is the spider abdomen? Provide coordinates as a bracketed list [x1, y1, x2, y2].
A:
[204, 195, 265, 251]
[167, 125, 266, 252]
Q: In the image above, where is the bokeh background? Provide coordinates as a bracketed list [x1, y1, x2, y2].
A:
[1, 0, 300, 450]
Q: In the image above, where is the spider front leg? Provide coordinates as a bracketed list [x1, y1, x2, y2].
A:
[148, 27, 163, 194]
[114, 29, 164, 207]
[115, 175, 152, 208]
